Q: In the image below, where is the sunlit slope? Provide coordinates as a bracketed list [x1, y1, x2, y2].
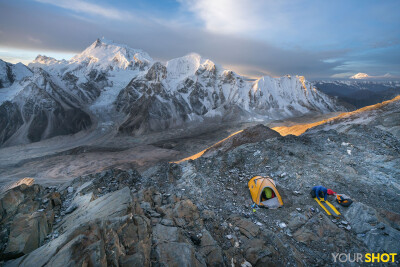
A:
[273, 95, 400, 136]
[173, 130, 243, 163]
[173, 124, 281, 163]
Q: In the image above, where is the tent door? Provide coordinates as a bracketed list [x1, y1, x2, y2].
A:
[260, 198, 280, 209]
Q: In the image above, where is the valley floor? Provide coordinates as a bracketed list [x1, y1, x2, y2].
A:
[0, 119, 276, 187]
[0, 112, 342, 188]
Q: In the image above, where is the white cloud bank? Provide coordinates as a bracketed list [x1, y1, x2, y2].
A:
[35, 0, 132, 20]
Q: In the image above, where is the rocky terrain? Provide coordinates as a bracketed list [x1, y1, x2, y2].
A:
[0, 38, 346, 147]
[1, 96, 399, 266]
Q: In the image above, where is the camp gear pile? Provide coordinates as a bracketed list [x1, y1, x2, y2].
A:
[336, 194, 353, 207]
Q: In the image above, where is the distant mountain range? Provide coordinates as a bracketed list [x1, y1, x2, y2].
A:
[0, 38, 346, 147]
[313, 80, 400, 108]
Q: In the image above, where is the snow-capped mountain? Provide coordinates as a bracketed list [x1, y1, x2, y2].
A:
[0, 59, 32, 88]
[0, 38, 346, 146]
[116, 54, 342, 134]
[30, 38, 152, 75]
[350, 73, 369, 79]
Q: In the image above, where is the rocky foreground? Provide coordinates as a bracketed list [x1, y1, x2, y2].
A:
[1, 119, 400, 266]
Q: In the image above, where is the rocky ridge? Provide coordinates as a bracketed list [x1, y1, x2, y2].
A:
[307, 95, 400, 139]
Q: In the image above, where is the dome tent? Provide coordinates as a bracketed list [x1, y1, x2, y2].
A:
[248, 176, 283, 209]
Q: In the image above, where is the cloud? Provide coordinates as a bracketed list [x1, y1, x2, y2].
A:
[178, 0, 264, 34]
[35, 0, 132, 20]
[28, 36, 42, 44]
[330, 72, 354, 79]
[0, 1, 398, 80]
[0, 2, 346, 79]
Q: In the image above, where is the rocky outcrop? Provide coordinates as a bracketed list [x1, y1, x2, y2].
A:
[345, 202, 400, 254]
[0, 182, 52, 260]
[2, 169, 219, 266]
[0, 166, 313, 266]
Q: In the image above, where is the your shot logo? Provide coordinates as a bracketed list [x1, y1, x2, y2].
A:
[332, 253, 398, 263]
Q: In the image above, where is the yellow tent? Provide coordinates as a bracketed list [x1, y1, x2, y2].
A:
[248, 176, 283, 208]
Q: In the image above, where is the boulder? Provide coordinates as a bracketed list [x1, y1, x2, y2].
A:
[3, 211, 49, 260]
[292, 215, 343, 245]
[153, 243, 206, 267]
[0, 184, 48, 260]
[243, 238, 272, 265]
[0, 189, 25, 222]
[230, 216, 260, 238]
[199, 230, 224, 266]
[172, 199, 201, 227]
[287, 212, 308, 231]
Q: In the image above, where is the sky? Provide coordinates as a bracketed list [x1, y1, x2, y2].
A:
[0, 0, 399, 80]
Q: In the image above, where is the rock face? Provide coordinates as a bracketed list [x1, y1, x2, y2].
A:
[0, 69, 92, 146]
[0, 182, 52, 260]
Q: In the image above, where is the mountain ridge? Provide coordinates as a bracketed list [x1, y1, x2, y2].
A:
[0, 38, 347, 146]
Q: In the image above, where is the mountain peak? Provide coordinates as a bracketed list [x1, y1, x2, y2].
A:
[71, 37, 153, 71]
[350, 73, 369, 79]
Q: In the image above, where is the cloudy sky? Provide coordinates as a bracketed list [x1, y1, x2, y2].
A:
[0, 0, 399, 79]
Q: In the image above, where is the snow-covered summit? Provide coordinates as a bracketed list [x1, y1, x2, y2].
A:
[166, 53, 217, 80]
[71, 38, 153, 72]
[350, 73, 369, 79]
[29, 37, 153, 75]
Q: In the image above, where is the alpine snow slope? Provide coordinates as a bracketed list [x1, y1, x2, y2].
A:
[0, 38, 345, 147]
